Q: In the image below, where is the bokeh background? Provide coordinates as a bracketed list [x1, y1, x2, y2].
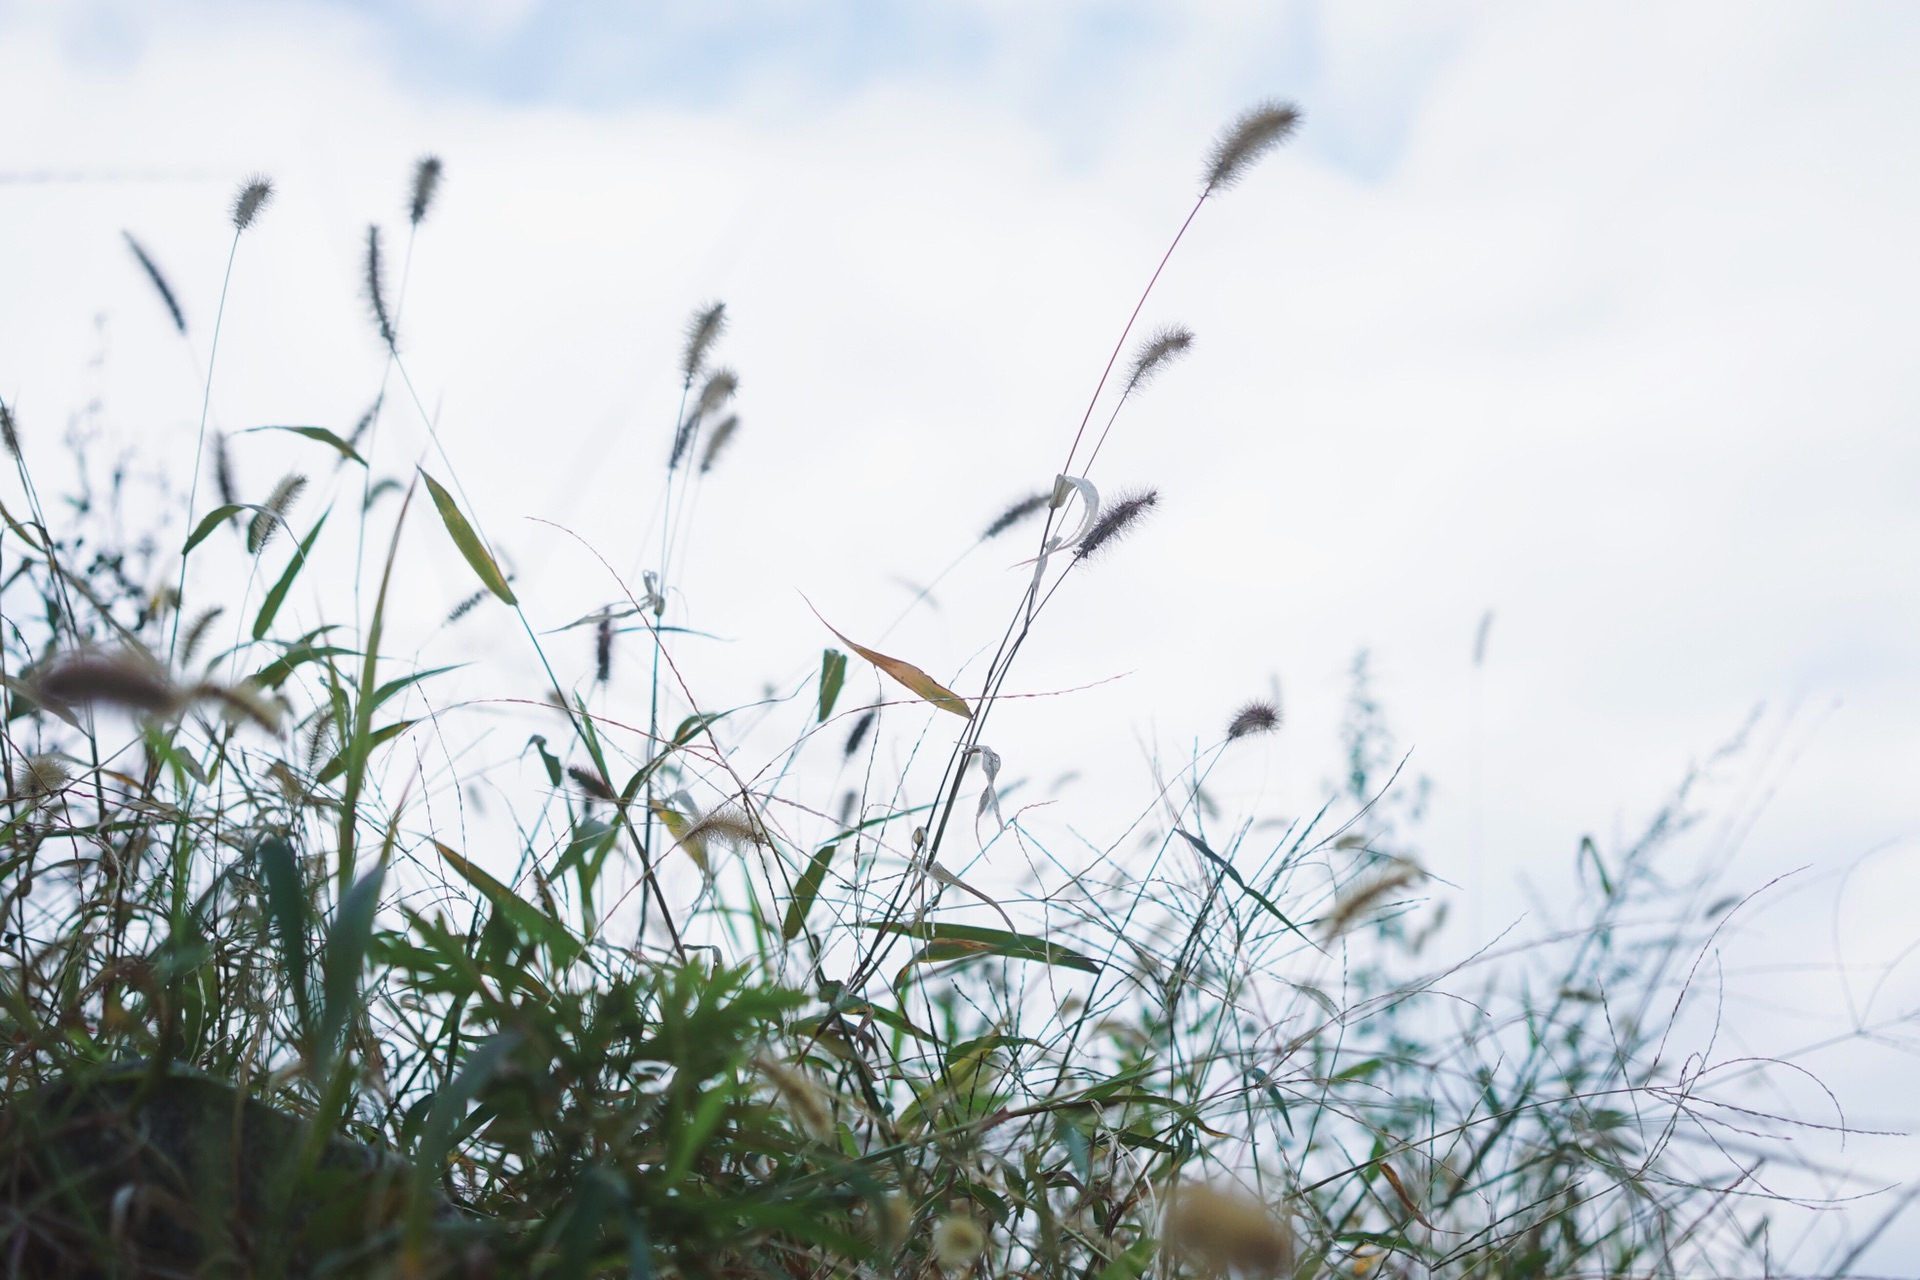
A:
[6, 2, 1920, 1267]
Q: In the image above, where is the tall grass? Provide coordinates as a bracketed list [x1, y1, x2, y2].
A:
[0, 106, 1875, 1277]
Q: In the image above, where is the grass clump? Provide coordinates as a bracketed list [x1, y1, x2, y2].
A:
[0, 103, 1864, 1278]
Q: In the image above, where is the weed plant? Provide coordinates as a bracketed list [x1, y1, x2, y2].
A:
[0, 106, 1850, 1277]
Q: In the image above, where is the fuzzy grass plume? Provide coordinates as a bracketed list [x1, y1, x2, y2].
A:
[983, 492, 1048, 539]
[364, 224, 396, 348]
[408, 155, 443, 226]
[1226, 698, 1281, 740]
[1074, 487, 1158, 560]
[123, 232, 186, 334]
[0, 397, 17, 460]
[247, 473, 307, 554]
[230, 175, 273, 231]
[699, 414, 740, 474]
[1123, 323, 1194, 396]
[1202, 101, 1301, 194]
[682, 301, 727, 382]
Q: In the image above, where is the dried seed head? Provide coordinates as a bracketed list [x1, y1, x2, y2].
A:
[595, 613, 613, 683]
[843, 708, 875, 759]
[124, 232, 186, 334]
[34, 649, 182, 717]
[247, 473, 307, 555]
[1321, 857, 1427, 939]
[982, 492, 1047, 540]
[681, 301, 727, 382]
[214, 432, 237, 509]
[364, 224, 396, 348]
[180, 606, 224, 665]
[567, 765, 615, 804]
[1124, 324, 1194, 397]
[755, 1054, 837, 1143]
[880, 1194, 913, 1248]
[0, 397, 20, 460]
[683, 804, 767, 850]
[1226, 699, 1281, 741]
[446, 588, 487, 624]
[408, 155, 443, 226]
[695, 368, 738, 421]
[930, 1214, 985, 1269]
[305, 707, 336, 772]
[15, 754, 71, 799]
[230, 176, 274, 231]
[1074, 488, 1159, 561]
[1164, 1183, 1295, 1279]
[698, 414, 740, 474]
[1202, 101, 1301, 194]
[196, 680, 284, 733]
[349, 396, 382, 447]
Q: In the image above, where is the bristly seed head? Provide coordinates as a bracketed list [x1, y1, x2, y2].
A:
[0, 397, 19, 460]
[1202, 101, 1302, 195]
[931, 1214, 986, 1269]
[1321, 857, 1427, 939]
[15, 754, 71, 800]
[214, 432, 237, 509]
[408, 155, 443, 226]
[696, 368, 739, 421]
[1074, 488, 1159, 561]
[983, 492, 1047, 540]
[1226, 699, 1282, 741]
[699, 415, 740, 474]
[681, 301, 727, 382]
[1124, 325, 1194, 397]
[33, 649, 182, 718]
[231, 176, 274, 231]
[446, 588, 487, 624]
[180, 606, 224, 666]
[124, 232, 186, 334]
[1164, 1183, 1295, 1279]
[248, 473, 308, 555]
[843, 708, 876, 760]
[365, 225, 396, 349]
[595, 612, 613, 683]
[567, 765, 615, 804]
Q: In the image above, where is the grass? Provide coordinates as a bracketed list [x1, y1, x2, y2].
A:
[0, 105, 1876, 1277]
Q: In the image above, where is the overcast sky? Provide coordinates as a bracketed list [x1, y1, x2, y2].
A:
[7, 1, 1920, 1266]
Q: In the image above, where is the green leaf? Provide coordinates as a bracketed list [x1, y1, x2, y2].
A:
[817, 648, 846, 722]
[1175, 828, 1320, 952]
[782, 844, 835, 942]
[420, 470, 516, 605]
[317, 865, 384, 1075]
[672, 711, 724, 745]
[871, 921, 1099, 973]
[411, 1031, 522, 1241]
[254, 835, 311, 1035]
[182, 504, 246, 554]
[315, 720, 415, 785]
[433, 839, 582, 968]
[243, 424, 366, 465]
[252, 512, 328, 640]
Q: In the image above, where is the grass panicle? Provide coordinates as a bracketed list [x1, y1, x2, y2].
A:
[682, 301, 728, 382]
[1123, 323, 1194, 396]
[32, 648, 181, 717]
[983, 492, 1048, 539]
[365, 224, 396, 348]
[247, 472, 308, 554]
[0, 397, 17, 460]
[1226, 698, 1281, 740]
[1074, 487, 1159, 560]
[214, 431, 237, 508]
[408, 155, 443, 226]
[230, 175, 274, 231]
[123, 232, 186, 334]
[1202, 100, 1301, 194]
[595, 612, 613, 683]
[699, 414, 740, 474]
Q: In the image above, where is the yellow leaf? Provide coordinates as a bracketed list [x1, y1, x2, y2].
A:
[807, 604, 971, 720]
[650, 801, 710, 874]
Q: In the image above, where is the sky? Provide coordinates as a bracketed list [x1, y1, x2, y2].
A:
[6, 0, 1920, 1267]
